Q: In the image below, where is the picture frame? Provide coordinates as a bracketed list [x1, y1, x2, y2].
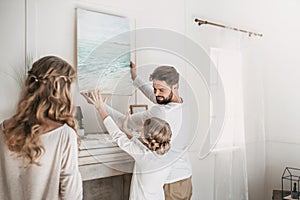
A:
[130, 104, 148, 114]
[76, 8, 134, 95]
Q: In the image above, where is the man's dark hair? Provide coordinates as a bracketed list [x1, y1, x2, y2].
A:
[149, 66, 179, 86]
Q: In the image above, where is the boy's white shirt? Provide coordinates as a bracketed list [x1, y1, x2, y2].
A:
[104, 116, 170, 200]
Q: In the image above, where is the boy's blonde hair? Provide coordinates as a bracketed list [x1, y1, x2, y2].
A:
[142, 117, 172, 155]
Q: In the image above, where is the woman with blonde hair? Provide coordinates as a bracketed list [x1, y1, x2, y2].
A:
[82, 89, 172, 200]
[0, 56, 82, 200]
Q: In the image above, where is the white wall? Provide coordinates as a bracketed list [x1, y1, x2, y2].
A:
[261, 1, 300, 199]
[0, 0, 26, 122]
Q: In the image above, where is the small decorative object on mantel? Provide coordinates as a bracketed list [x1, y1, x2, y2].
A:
[75, 106, 84, 139]
[282, 167, 300, 199]
[129, 104, 148, 114]
[291, 182, 299, 199]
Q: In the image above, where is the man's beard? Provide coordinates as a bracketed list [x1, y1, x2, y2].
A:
[156, 91, 173, 104]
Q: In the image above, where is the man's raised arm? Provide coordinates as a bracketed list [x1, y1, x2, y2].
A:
[130, 61, 157, 103]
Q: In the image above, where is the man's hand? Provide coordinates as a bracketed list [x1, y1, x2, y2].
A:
[130, 61, 137, 81]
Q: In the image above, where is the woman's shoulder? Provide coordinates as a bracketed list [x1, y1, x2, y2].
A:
[58, 124, 77, 137]
[45, 124, 77, 142]
[61, 124, 77, 134]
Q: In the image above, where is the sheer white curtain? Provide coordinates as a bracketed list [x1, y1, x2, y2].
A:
[210, 29, 248, 200]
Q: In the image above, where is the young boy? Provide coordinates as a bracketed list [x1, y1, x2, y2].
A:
[82, 89, 172, 200]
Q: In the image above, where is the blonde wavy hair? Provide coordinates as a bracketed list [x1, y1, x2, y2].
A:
[3, 55, 78, 166]
[141, 117, 172, 155]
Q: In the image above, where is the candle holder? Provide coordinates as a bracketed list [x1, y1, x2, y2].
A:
[75, 106, 84, 139]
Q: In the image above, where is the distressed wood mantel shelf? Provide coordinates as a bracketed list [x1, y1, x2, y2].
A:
[78, 133, 134, 181]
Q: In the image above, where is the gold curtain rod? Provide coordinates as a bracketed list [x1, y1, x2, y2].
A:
[195, 18, 263, 37]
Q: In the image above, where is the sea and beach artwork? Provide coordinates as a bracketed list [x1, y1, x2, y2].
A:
[77, 8, 132, 95]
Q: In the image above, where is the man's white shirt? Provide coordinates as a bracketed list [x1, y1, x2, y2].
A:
[105, 76, 193, 184]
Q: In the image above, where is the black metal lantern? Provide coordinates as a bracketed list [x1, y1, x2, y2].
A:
[282, 167, 300, 199]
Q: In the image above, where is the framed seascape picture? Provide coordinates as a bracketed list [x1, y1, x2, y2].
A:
[76, 8, 133, 95]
